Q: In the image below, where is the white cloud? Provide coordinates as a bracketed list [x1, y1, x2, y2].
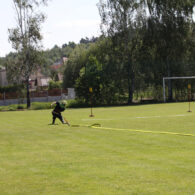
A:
[56, 19, 100, 28]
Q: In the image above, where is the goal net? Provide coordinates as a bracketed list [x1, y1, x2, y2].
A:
[163, 76, 195, 102]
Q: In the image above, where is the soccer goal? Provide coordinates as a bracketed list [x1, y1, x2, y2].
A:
[163, 76, 195, 102]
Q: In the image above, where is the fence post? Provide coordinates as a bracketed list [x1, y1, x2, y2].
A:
[163, 78, 166, 103]
[47, 90, 48, 102]
[3, 92, 5, 106]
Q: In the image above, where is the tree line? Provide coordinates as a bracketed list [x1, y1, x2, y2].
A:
[1, 0, 195, 107]
[63, 0, 195, 105]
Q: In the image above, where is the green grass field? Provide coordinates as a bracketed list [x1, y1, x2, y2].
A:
[0, 102, 195, 194]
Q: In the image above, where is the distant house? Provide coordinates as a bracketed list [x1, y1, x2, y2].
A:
[0, 57, 68, 89]
[0, 66, 8, 87]
[29, 57, 68, 90]
[0, 65, 51, 89]
[29, 68, 51, 90]
[50, 57, 68, 81]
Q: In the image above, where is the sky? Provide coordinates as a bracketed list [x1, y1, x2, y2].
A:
[0, 0, 101, 57]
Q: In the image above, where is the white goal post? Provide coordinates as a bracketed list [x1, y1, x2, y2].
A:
[163, 76, 195, 102]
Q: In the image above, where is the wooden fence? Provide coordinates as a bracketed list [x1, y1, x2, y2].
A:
[0, 88, 68, 100]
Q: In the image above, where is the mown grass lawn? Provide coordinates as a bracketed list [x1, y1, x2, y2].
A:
[0, 102, 195, 194]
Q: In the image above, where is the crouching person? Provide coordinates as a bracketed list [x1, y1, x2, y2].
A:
[51, 101, 66, 125]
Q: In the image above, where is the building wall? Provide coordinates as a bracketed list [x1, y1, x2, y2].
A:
[0, 68, 8, 87]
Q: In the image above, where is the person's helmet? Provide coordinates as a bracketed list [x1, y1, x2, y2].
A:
[61, 100, 67, 105]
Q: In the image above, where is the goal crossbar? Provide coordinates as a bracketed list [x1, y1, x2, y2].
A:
[163, 76, 195, 102]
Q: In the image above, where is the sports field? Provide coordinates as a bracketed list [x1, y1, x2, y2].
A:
[0, 102, 195, 194]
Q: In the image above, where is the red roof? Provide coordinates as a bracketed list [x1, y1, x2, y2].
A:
[50, 58, 68, 70]
[50, 63, 63, 70]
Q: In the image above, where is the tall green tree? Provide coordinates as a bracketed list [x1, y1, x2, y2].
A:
[143, 0, 195, 100]
[73, 37, 132, 104]
[63, 44, 88, 88]
[75, 56, 103, 104]
[98, 0, 146, 103]
[8, 0, 48, 108]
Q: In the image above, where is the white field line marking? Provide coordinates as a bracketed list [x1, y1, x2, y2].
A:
[136, 116, 160, 119]
[135, 114, 187, 119]
[82, 119, 114, 121]
[168, 114, 185, 117]
[82, 114, 195, 121]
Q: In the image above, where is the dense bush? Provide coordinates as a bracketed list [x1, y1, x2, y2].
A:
[30, 102, 52, 110]
[0, 99, 90, 111]
[0, 84, 24, 93]
[48, 81, 62, 90]
[0, 104, 25, 111]
[0, 102, 51, 111]
[66, 99, 89, 108]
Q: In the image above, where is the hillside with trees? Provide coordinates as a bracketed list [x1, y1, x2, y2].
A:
[1, 0, 195, 106]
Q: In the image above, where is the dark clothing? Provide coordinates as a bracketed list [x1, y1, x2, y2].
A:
[53, 102, 65, 113]
[52, 102, 65, 124]
[52, 110, 64, 124]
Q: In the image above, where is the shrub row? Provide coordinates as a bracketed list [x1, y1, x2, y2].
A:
[0, 84, 24, 93]
[0, 99, 88, 111]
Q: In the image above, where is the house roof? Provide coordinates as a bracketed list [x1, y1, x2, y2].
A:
[51, 63, 63, 70]
[50, 57, 68, 70]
